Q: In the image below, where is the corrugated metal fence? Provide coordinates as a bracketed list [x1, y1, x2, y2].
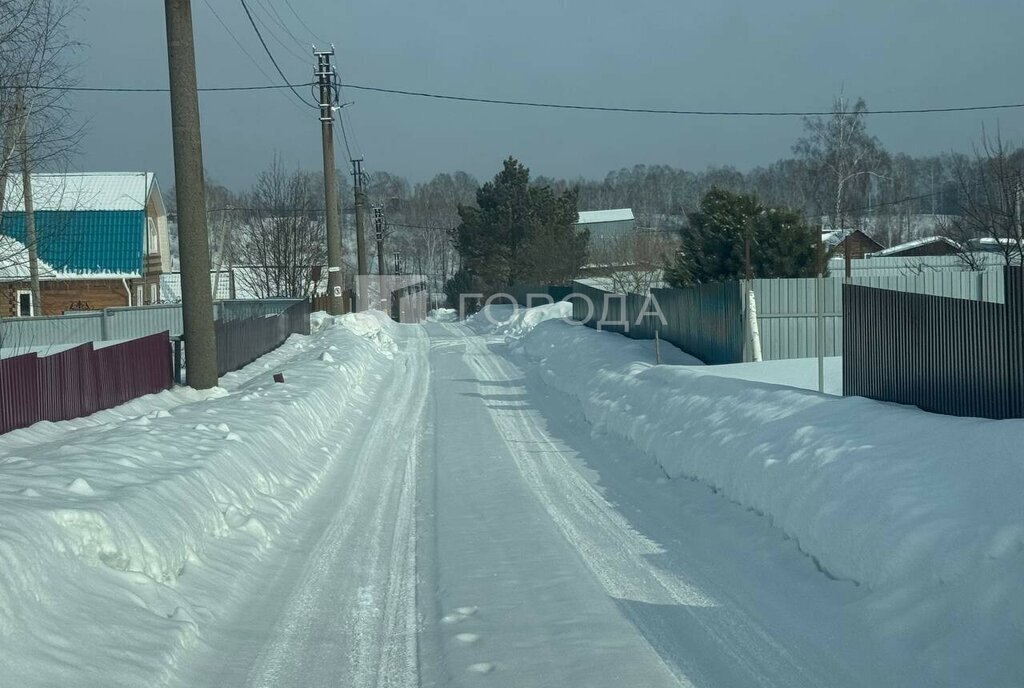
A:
[213, 300, 311, 377]
[0, 299, 305, 354]
[752, 270, 1002, 360]
[570, 280, 745, 364]
[0, 332, 172, 434]
[568, 268, 1004, 363]
[843, 267, 1023, 419]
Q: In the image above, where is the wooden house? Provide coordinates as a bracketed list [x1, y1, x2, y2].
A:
[0, 172, 171, 316]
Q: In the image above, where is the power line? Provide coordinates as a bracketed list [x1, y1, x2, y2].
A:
[28, 79, 1024, 117]
[199, 0, 306, 113]
[339, 83, 1024, 117]
[284, 0, 321, 43]
[34, 82, 315, 93]
[247, 0, 309, 65]
[238, 0, 315, 108]
[253, 0, 309, 54]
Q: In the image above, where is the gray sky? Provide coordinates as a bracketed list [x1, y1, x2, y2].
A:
[70, 0, 1024, 192]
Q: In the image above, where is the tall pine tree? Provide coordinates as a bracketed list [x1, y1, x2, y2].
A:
[666, 188, 818, 286]
[450, 157, 587, 296]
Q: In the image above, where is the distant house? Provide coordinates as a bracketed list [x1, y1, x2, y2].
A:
[576, 208, 635, 240]
[1, 172, 171, 316]
[821, 228, 885, 259]
[869, 236, 961, 258]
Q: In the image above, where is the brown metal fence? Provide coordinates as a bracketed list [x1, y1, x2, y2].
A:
[213, 300, 311, 377]
[843, 267, 1023, 419]
[0, 332, 172, 434]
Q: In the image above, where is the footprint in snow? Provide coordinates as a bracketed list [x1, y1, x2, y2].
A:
[454, 633, 479, 644]
[442, 606, 479, 624]
[466, 663, 495, 674]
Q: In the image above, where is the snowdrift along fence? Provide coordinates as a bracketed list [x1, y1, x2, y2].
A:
[213, 300, 311, 377]
[0, 332, 172, 434]
[570, 280, 745, 364]
[509, 283, 573, 307]
[843, 266, 1024, 419]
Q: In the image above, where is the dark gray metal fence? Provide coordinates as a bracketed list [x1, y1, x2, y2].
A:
[843, 267, 1023, 419]
[570, 281, 745, 364]
[212, 300, 311, 378]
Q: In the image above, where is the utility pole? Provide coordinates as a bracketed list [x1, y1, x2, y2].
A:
[16, 98, 40, 316]
[164, 0, 217, 389]
[314, 47, 345, 316]
[373, 204, 386, 310]
[373, 204, 386, 277]
[352, 157, 368, 310]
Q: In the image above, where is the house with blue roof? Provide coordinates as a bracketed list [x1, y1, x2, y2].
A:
[0, 172, 171, 316]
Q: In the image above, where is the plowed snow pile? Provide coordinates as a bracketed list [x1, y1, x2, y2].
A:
[0, 312, 400, 687]
[518, 317, 1024, 687]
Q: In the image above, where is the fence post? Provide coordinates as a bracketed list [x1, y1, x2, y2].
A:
[173, 338, 183, 385]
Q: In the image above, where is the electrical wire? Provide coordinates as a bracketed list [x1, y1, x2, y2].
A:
[253, 0, 309, 54]
[29, 79, 1024, 117]
[338, 83, 1024, 117]
[246, 1, 310, 65]
[38, 83, 315, 93]
[284, 0, 321, 43]
[238, 0, 316, 108]
[199, 0, 307, 113]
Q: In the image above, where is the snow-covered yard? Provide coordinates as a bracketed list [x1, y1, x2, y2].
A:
[0, 303, 1019, 687]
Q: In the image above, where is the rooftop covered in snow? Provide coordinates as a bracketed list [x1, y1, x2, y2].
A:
[576, 208, 634, 225]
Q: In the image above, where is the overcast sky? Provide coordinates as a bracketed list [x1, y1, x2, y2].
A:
[68, 0, 1024, 192]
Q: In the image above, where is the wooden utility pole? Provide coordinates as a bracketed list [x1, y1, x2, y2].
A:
[314, 47, 345, 316]
[352, 157, 368, 310]
[373, 204, 385, 277]
[844, 235, 852, 281]
[373, 204, 387, 310]
[164, 0, 217, 389]
[18, 116, 41, 316]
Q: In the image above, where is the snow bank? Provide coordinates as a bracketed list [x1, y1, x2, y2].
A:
[464, 301, 573, 337]
[519, 319, 1024, 685]
[0, 312, 401, 686]
[425, 308, 458, 322]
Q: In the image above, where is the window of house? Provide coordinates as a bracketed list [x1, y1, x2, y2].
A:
[150, 283, 158, 304]
[147, 218, 159, 256]
[136, 285, 144, 306]
[16, 290, 33, 317]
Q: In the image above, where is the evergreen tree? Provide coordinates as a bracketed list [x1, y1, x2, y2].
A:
[451, 157, 587, 294]
[666, 188, 818, 287]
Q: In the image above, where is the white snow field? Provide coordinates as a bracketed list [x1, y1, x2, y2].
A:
[0, 305, 1020, 687]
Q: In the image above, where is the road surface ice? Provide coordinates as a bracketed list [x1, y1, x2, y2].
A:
[1, 307, 1019, 687]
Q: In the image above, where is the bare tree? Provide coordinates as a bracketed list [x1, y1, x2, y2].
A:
[233, 158, 326, 298]
[1, 0, 80, 317]
[588, 230, 678, 294]
[795, 95, 888, 230]
[949, 128, 1024, 267]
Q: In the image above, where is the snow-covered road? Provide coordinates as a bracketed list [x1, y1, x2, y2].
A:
[171, 320, 892, 688]
[6, 310, 1017, 686]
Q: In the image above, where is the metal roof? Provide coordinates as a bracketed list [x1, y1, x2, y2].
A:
[0, 210, 145, 274]
[869, 236, 961, 257]
[2, 172, 155, 212]
[576, 208, 634, 224]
